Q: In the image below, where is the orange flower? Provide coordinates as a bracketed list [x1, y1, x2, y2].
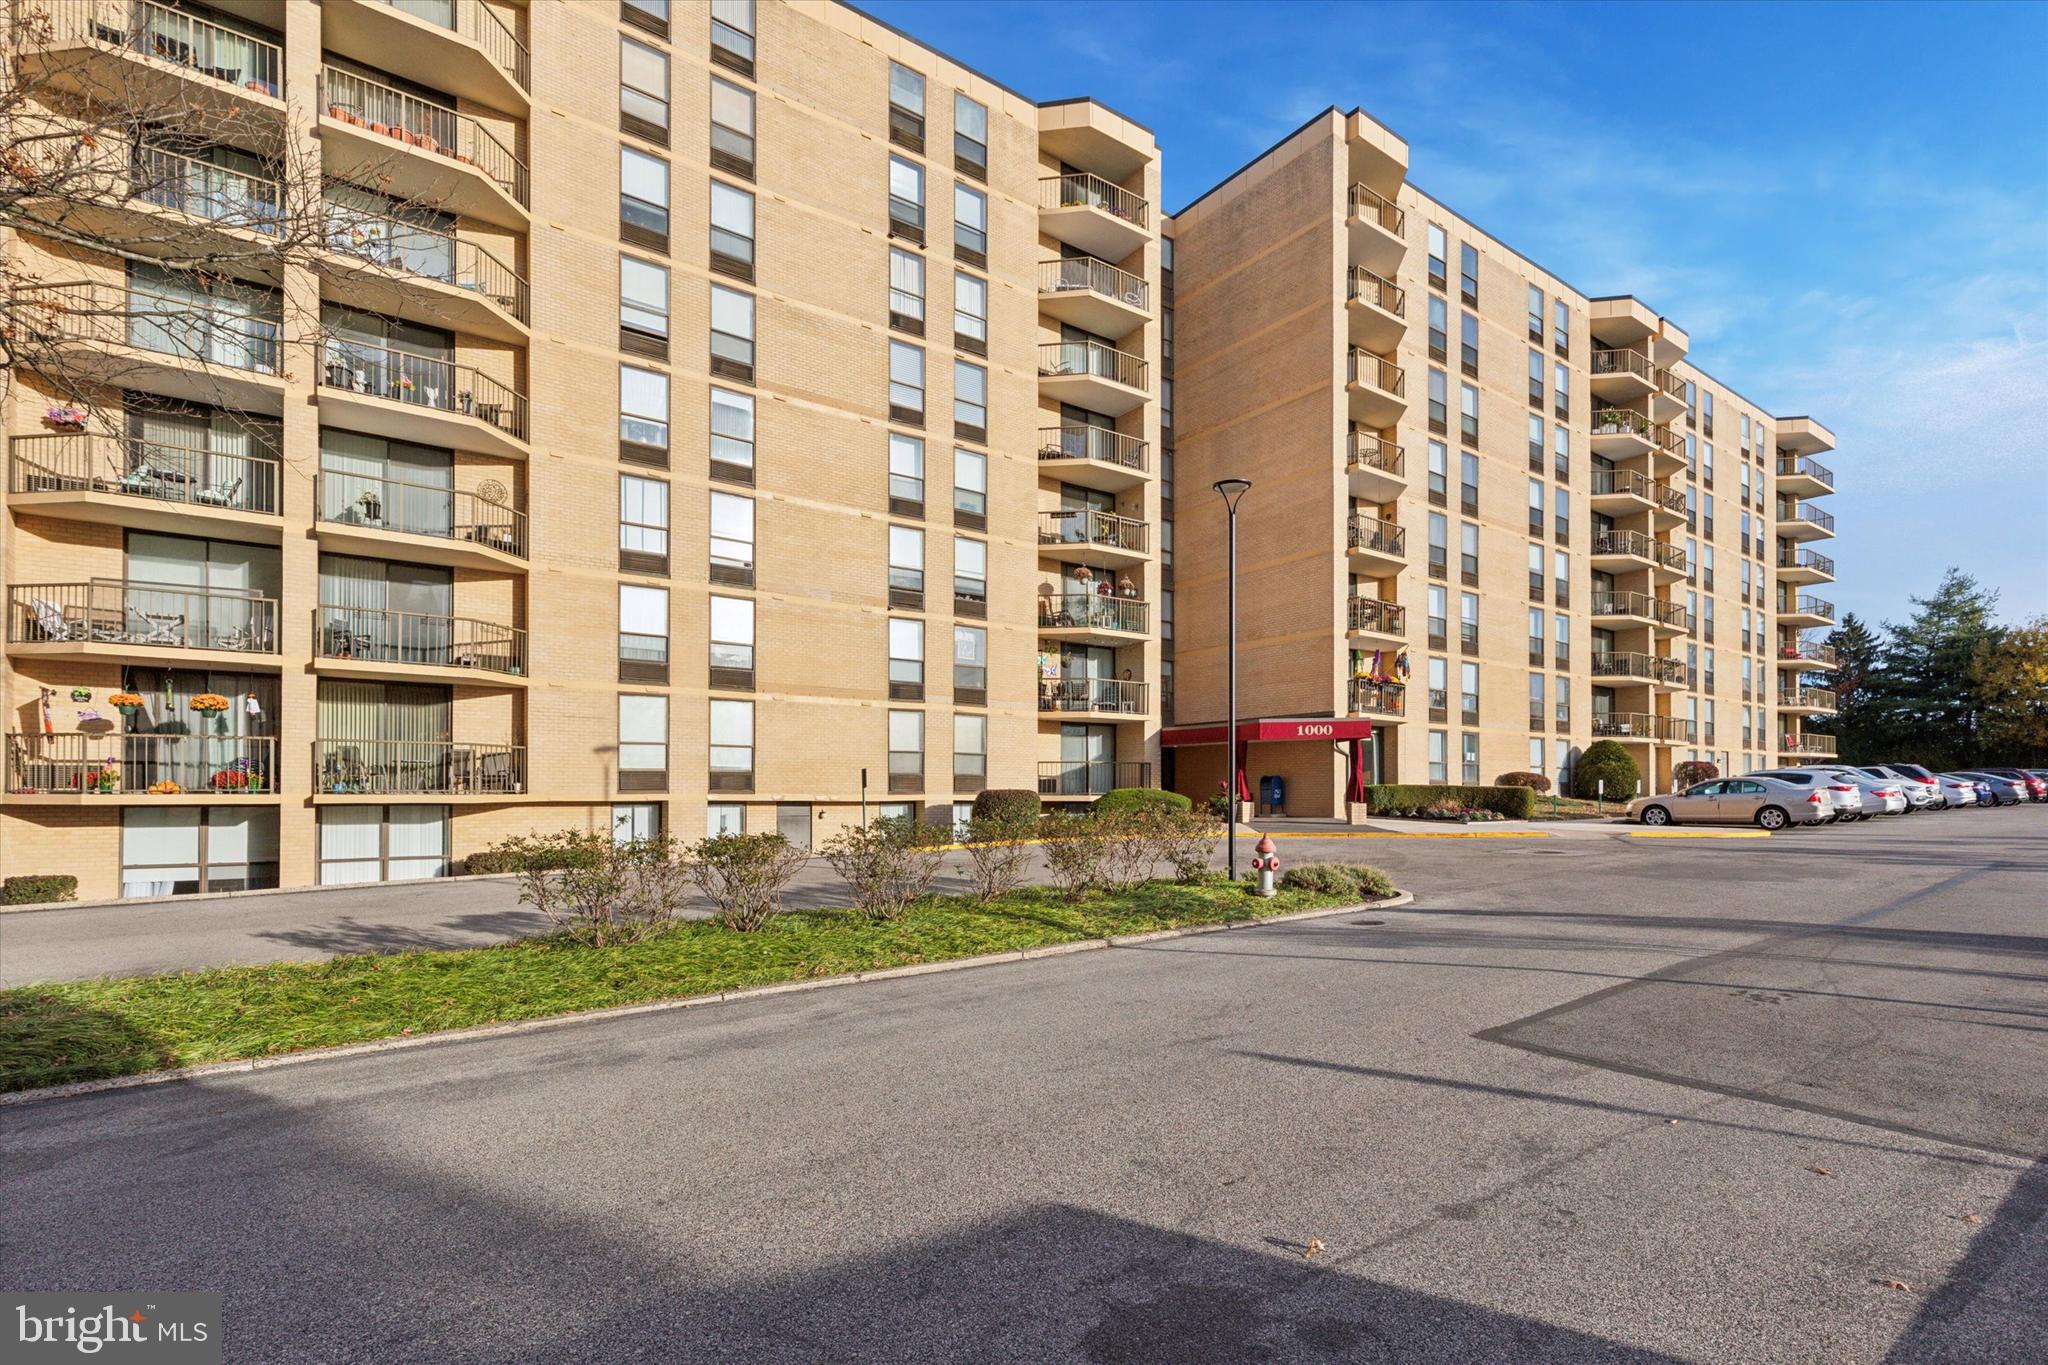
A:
[190, 693, 231, 712]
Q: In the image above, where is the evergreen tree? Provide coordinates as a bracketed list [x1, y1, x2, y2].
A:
[1814, 613, 1883, 759]
[1867, 569, 2004, 769]
[1971, 617, 2048, 765]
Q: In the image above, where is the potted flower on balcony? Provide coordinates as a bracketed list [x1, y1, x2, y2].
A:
[148, 779, 182, 796]
[211, 758, 252, 791]
[93, 760, 120, 795]
[190, 693, 231, 715]
[110, 691, 144, 717]
[44, 405, 89, 433]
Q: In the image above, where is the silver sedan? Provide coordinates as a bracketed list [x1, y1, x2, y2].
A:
[1629, 777, 1831, 830]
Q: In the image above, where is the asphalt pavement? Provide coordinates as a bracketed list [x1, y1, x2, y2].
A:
[3, 813, 2043, 1361]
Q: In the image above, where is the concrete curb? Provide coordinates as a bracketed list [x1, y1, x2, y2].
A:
[1626, 830, 1772, 839]
[0, 891, 1414, 1108]
[0, 869, 522, 916]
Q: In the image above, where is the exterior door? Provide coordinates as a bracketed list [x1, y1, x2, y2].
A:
[1060, 723, 1113, 794]
[776, 802, 812, 850]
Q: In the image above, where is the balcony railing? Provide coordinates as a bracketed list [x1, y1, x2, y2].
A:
[1037, 677, 1149, 715]
[1590, 591, 1689, 630]
[1349, 680, 1407, 717]
[1348, 597, 1407, 635]
[321, 66, 528, 208]
[10, 579, 278, 652]
[314, 738, 525, 795]
[1037, 759, 1152, 798]
[1346, 182, 1405, 236]
[1589, 349, 1653, 383]
[1039, 172, 1148, 229]
[1784, 503, 1836, 533]
[1591, 407, 1652, 439]
[1589, 712, 1689, 742]
[313, 606, 525, 677]
[7, 732, 279, 796]
[1037, 594, 1148, 635]
[132, 142, 281, 233]
[323, 199, 528, 322]
[1039, 256, 1149, 311]
[36, 0, 283, 95]
[1348, 432, 1403, 478]
[1779, 640, 1838, 667]
[1039, 507, 1149, 555]
[1038, 425, 1147, 474]
[316, 470, 527, 559]
[1590, 467, 1684, 514]
[1778, 548, 1835, 577]
[1590, 529, 1688, 573]
[379, 0, 528, 92]
[319, 337, 527, 442]
[9, 432, 280, 516]
[1347, 347, 1405, 395]
[21, 280, 280, 373]
[1780, 732, 1839, 756]
[1591, 652, 1691, 686]
[1783, 594, 1836, 621]
[1347, 513, 1406, 558]
[1776, 454, 1835, 490]
[1779, 687, 1838, 711]
[1039, 339, 1147, 391]
[1348, 268, 1405, 316]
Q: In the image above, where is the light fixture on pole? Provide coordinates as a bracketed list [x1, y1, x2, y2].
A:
[1213, 477, 1252, 880]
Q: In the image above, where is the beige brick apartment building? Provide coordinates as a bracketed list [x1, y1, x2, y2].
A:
[0, 3, 1831, 896]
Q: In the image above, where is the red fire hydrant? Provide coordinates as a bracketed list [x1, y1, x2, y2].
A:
[1252, 833, 1280, 899]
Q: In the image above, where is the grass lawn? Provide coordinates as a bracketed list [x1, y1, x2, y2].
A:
[1525, 794, 1625, 821]
[0, 881, 1369, 1094]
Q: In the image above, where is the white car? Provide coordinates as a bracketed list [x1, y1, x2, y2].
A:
[1814, 768, 1908, 816]
[1854, 765, 1940, 810]
[1744, 768, 1864, 822]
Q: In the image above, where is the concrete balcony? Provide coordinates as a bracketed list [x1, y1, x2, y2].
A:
[1036, 593, 1148, 643]
[1348, 680, 1407, 721]
[1036, 677, 1150, 721]
[1346, 513, 1407, 575]
[323, 0, 528, 113]
[1590, 529, 1687, 582]
[1590, 712, 1691, 743]
[1346, 348, 1406, 427]
[1775, 454, 1835, 498]
[1776, 416, 1837, 457]
[9, 433, 282, 541]
[1778, 687, 1838, 715]
[1776, 547, 1835, 585]
[1346, 433, 1405, 503]
[20, 141, 284, 264]
[1346, 596, 1408, 644]
[17, 281, 284, 414]
[312, 605, 526, 686]
[317, 201, 528, 343]
[1037, 172, 1149, 262]
[1038, 507, 1149, 570]
[1589, 406, 1656, 457]
[316, 471, 527, 571]
[8, 579, 279, 667]
[18, 0, 286, 124]
[1592, 651, 1691, 691]
[1038, 759, 1152, 801]
[319, 66, 528, 228]
[1589, 467, 1685, 525]
[313, 738, 526, 800]
[1779, 503, 1836, 541]
[317, 338, 528, 460]
[1345, 182, 1406, 273]
[1346, 268, 1406, 350]
[1036, 426, 1149, 493]
[1590, 590, 1690, 637]
[1588, 348, 1658, 401]
[1778, 594, 1835, 628]
[6, 731, 279, 804]
[1037, 256, 1150, 339]
[1780, 639, 1839, 671]
[1038, 340, 1148, 418]
[1779, 731, 1839, 758]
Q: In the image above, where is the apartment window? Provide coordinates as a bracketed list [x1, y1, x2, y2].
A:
[124, 807, 279, 895]
[1458, 241, 1479, 304]
[1426, 223, 1447, 290]
[954, 713, 987, 792]
[620, 146, 670, 250]
[1554, 487, 1569, 544]
[1427, 367, 1447, 434]
[1460, 592, 1479, 650]
[1527, 477, 1544, 533]
[1161, 589, 1173, 640]
[620, 254, 668, 355]
[1740, 412, 1752, 454]
[1740, 463, 1752, 505]
[953, 535, 988, 616]
[954, 93, 988, 178]
[1427, 439, 1448, 505]
[1684, 379, 1698, 426]
[1555, 739, 1574, 789]
[709, 0, 754, 77]
[1427, 584, 1448, 648]
[1529, 672, 1545, 729]
[1459, 451, 1478, 514]
[619, 694, 669, 791]
[710, 283, 754, 381]
[887, 523, 924, 607]
[1553, 298, 1569, 355]
[1427, 295, 1447, 361]
[1555, 675, 1570, 727]
[619, 474, 669, 574]
[619, 363, 669, 464]
[1459, 311, 1479, 375]
[1527, 542, 1544, 601]
[954, 359, 987, 441]
[622, 0, 669, 39]
[888, 62, 925, 152]
[1703, 490, 1716, 536]
[709, 594, 754, 689]
[1703, 439, 1715, 485]
[1428, 729, 1448, 783]
[1555, 612, 1570, 666]
[1530, 737, 1546, 774]
[706, 179, 756, 281]
[709, 698, 753, 791]
[954, 624, 987, 704]
[888, 618, 924, 699]
[887, 339, 924, 424]
[954, 183, 988, 267]
[1685, 432, 1698, 476]
[1427, 512, 1448, 578]
[1528, 349, 1544, 407]
[1459, 382, 1478, 443]
[1527, 414, 1545, 471]
[953, 447, 986, 528]
[888, 155, 924, 243]
[1459, 520, 1479, 585]
[1552, 361, 1569, 419]
[710, 77, 755, 179]
[1461, 732, 1480, 784]
[619, 583, 670, 682]
[1553, 548, 1569, 607]
[710, 386, 754, 483]
[318, 807, 444, 885]
[953, 271, 987, 354]
[1529, 606, 1545, 663]
[710, 489, 754, 586]
[1702, 389, 1715, 437]
[621, 37, 670, 144]
[1553, 425, 1569, 480]
[1527, 284, 1544, 341]
[612, 803, 662, 844]
[887, 432, 924, 515]
[708, 803, 743, 836]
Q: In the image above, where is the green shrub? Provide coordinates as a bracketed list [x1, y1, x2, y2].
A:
[1494, 770, 1552, 794]
[3, 874, 78, 905]
[1358, 784, 1536, 819]
[467, 833, 605, 875]
[971, 788, 1041, 823]
[1573, 740, 1641, 800]
[1091, 787, 1192, 816]
[1278, 863, 1395, 900]
[821, 817, 949, 923]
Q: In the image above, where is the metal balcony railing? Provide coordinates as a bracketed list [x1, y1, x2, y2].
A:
[1347, 347, 1405, 395]
[1037, 677, 1149, 715]
[1778, 548, 1835, 577]
[7, 731, 279, 795]
[1779, 687, 1838, 711]
[1591, 652, 1692, 686]
[323, 199, 528, 322]
[321, 67, 528, 208]
[1348, 597, 1407, 635]
[1781, 732, 1839, 756]
[1347, 514, 1406, 558]
[313, 605, 525, 677]
[1590, 591, 1689, 630]
[1039, 256, 1149, 311]
[1348, 432, 1403, 478]
[316, 470, 527, 559]
[1039, 507, 1149, 555]
[378, 0, 528, 91]
[11, 579, 278, 652]
[1037, 759, 1152, 797]
[1590, 712, 1679, 741]
[36, 0, 283, 95]
[1039, 339, 1148, 391]
[1349, 680, 1407, 717]
[1776, 454, 1835, 489]
[132, 142, 282, 232]
[1591, 406, 1652, 438]
[1348, 268, 1405, 316]
[319, 337, 527, 441]
[9, 433, 280, 515]
[20, 280, 280, 373]
[1037, 594, 1148, 635]
[1590, 529, 1688, 574]
[1784, 503, 1837, 533]
[1039, 172, 1148, 229]
[313, 738, 525, 795]
[1038, 425, 1147, 474]
[1589, 348, 1653, 382]
[1783, 594, 1836, 621]
[1346, 182, 1405, 236]
[1590, 467, 1684, 514]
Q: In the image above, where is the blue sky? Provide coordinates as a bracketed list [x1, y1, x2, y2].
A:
[862, 0, 2048, 630]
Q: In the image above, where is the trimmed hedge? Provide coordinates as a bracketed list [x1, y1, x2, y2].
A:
[1278, 863, 1396, 899]
[1573, 740, 1641, 800]
[1091, 787, 1193, 816]
[1494, 771, 1552, 794]
[1361, 784, 1537, 820]
[3, 875, 78, 905]
[972, 789, 1041, 823]
[465, 837, 604, 876]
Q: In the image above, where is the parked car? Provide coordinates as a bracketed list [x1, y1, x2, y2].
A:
[1853, 765, 1941, 811]
[1948, 771, 2027, 806]
[1630, 776, 1830, 830]
[1930, 773, 1980, 808]
[1744, 768, 1865, 822]
[1973, 767, 2047, 802]
[1813, 767, 1909, 816]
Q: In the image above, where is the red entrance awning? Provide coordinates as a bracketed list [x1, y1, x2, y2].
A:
[1159, 717, 1375, 747]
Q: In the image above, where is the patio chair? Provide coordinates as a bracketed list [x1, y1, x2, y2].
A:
[27, 597, 95, 643]
[117, 462, 159, 495]
[193, 475, 244, 508]
[477, 750, 515, 792]
[123, 605, 185, 646]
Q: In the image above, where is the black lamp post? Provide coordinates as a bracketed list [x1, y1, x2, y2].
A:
[1213, 477, 1252, 879]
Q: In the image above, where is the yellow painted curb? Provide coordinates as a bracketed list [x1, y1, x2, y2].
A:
[1259, 829, 1549, 839]
[1627, 829, 1772, 839]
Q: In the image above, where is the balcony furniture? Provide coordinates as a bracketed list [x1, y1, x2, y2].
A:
[193, 476, 244, 508]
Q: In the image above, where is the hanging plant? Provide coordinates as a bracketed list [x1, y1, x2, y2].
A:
[69, 687, 92, 702]
[190, 693, 231, 714]
[45, 405, 89, 432]
[110, 691, 144, 714]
